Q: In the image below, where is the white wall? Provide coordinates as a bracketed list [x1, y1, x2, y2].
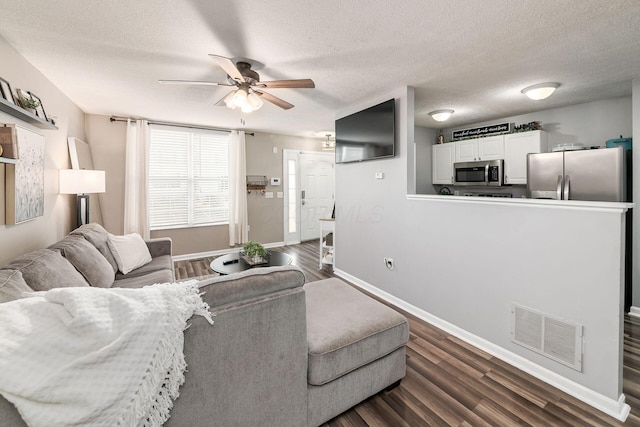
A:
[84, 114, 125, 234]
[0, 35, 85, 266]
[335, 87, 626, 414]
[632, 81, 640, 308]
[415, 126, 437, 194]
[84, 114, 326, 255]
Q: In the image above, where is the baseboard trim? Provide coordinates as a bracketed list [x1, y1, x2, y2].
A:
[629, 306, 640, 319]
[333, 268, 631, 422]
[172, 242, 285, 262]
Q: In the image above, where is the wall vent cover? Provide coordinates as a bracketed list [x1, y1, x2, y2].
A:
[511, 304, 583, 371]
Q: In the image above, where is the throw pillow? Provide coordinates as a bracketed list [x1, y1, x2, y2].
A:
[0, 270, 33, 303]
[107, 233, 153, 275]
[52, 236, 115, 288]
[7, 249, 89, 291]
[70, 223, 119, 274]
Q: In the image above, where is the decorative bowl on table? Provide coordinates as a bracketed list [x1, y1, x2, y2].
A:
[240, 251, 269, 266]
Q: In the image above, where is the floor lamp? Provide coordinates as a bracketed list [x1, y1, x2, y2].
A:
[59, 169, 106, 228]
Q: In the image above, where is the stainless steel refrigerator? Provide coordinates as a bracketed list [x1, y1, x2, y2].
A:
[527, 146, 626, 202]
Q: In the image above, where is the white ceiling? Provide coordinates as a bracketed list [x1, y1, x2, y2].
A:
[0, 1, 639, 137]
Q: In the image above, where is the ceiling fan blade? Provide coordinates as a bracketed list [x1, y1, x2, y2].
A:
[214, 89, 236, 106]
[209, 54, 245, 83]
[253, 90, 294, 110]
[158, 79, 233, 86]
[257, 79, 315, 89]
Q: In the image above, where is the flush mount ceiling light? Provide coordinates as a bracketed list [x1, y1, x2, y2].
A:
[521, 82, 560, 100]
[321, 134, 335, 151]
[429, 109, 454, 122]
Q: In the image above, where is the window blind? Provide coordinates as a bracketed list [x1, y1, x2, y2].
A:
[149, 125, 229, 230]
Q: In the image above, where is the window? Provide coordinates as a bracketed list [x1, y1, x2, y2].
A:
[149, 125, 229, 230]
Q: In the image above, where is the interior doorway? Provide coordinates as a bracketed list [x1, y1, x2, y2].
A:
[283, 150, 334, 244]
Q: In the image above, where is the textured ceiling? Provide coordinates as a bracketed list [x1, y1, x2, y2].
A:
[0, 0, 639, 137]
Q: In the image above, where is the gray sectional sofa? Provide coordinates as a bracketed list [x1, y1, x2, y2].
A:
[0, 223, 409, 426]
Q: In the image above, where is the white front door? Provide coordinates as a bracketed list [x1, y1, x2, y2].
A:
[300, 153, 334, 241]
[283, 150, 335, 244]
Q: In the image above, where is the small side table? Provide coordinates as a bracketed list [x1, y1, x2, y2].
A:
[319, 218, 335, 269]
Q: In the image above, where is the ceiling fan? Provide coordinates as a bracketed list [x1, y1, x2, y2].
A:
[159, 54, 315, 113]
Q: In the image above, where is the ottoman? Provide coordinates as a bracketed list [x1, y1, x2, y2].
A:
[304, 278, 409, 426]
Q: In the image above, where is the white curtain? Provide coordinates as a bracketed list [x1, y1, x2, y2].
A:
[228, 130, 248, 246]
[124, 119, 150, 239]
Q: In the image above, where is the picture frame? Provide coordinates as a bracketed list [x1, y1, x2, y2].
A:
[6, 125, 45, 224]
[28, 91, 48, 121]
[15, 88, 29, 108]
[0, 77, 16, 105]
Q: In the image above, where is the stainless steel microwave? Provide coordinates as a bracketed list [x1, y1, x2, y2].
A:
[454, 159, 505, 187]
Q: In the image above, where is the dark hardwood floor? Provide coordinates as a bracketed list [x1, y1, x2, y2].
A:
[175, 241, 640, 426]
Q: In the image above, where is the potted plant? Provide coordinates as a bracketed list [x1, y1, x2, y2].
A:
[19, 96, 40, 115]
[242, 241, 268, 265]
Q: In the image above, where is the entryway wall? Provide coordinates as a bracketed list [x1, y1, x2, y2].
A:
[283, 150, 335, 245]
[85, 114, 326, 256]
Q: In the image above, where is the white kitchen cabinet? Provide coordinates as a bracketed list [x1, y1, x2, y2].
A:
[432, 143, 454, 185]
[504, 130, 548, 185]
[455, 139, 478, 162]
[455, 135, 504, 162]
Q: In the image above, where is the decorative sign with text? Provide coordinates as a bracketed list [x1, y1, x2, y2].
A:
[452, 122, 512, 140]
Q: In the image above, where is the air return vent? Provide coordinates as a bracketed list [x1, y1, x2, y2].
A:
[511, 304, 583, 371]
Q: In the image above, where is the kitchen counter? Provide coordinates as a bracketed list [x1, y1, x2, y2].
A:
[392, 192, 632, 420]
[407, 194, 633, 213]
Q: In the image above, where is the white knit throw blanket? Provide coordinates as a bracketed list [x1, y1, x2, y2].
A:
[0, 281, 213, 427]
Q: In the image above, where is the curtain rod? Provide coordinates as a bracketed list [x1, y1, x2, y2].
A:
[109, 116, 254, 136]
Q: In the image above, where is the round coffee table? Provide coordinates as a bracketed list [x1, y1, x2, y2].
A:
[210, 251, 293, 275]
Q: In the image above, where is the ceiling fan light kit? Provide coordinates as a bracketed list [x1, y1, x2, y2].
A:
[429, 109, 454, 122]
[159, 54, 314, 115]
[522, 82, 560, 100]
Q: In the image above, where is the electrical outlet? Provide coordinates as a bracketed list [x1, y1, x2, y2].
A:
[384, 257, 394, 270]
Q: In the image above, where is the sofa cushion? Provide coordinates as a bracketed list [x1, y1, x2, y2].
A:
[49, 235, 115, 288]
[197, 266, 306, 310]
[114, 269, 175, 289]
[107, 233, 152, 275]
[114, 255, 173, 280]
[70, 223, 118, 274]
[0, 270, 33, 303]
[304, 278, 409, 386]
[7, 249, 89, 291]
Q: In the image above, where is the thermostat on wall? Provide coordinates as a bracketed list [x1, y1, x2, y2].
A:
[271, 177, 281, 186]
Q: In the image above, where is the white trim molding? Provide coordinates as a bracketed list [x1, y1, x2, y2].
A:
[334, 268, 631, 422]
[629, 306, 640, 319]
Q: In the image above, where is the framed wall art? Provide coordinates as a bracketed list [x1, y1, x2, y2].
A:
[67, 137, 104, 224]
[28, 92, 48, 121]
[0, 77, 17, 105]
[5, 125, 45, 224]
[14, 88, 29, 108]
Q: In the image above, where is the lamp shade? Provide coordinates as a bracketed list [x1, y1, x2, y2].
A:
[59, 169, 106, 194]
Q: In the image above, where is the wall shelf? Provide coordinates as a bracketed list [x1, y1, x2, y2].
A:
[247, 175, 268, 194]
[0, 97, 58, 130]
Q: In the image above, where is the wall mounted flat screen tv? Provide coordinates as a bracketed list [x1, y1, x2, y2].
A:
[335, 99, 395, 164]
